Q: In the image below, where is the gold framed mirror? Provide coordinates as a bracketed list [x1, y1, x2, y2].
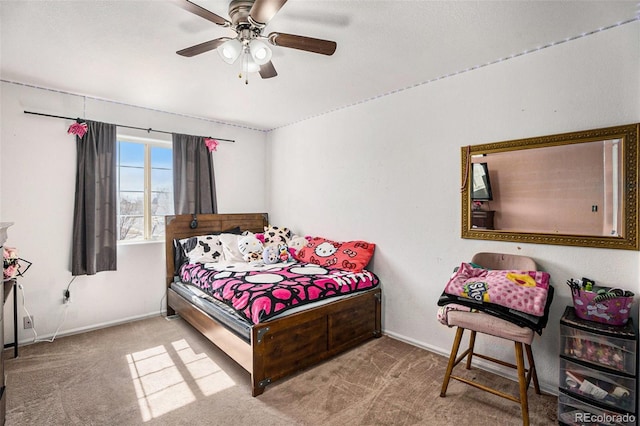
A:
[461, 123, 639, 250]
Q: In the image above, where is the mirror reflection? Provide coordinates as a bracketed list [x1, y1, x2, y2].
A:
[471, 163, 493, 202]
[461, 123, 639, 250]
[471, 140, 623, 236]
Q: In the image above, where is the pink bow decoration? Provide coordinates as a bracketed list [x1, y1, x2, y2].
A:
[204, 138, 219, 152]
[68, 122, 88, 138]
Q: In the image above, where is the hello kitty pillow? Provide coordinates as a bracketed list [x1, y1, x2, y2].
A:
[293, 237, 375, 272]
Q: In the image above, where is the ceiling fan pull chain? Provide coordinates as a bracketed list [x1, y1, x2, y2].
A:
[243, 47, 250, 85]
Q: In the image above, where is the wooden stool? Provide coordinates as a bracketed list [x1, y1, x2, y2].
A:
[440, 311, 540, 425]
[439, 253, 542, 426]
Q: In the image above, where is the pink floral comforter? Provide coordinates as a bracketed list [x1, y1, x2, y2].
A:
[179, 262, 379, 324]
[443, 262, 550, 317]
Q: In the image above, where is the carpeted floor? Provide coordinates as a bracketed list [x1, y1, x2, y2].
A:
[3, 316, 557, 425]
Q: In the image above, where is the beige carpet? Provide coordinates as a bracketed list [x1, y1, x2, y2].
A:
[4, 316, 557, 425]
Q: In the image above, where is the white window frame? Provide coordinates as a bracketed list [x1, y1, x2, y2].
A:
[117, 135, 173, 243]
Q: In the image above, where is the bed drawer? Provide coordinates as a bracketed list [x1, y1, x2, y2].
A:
[259, 316, 328, 376]
[328, 292, 379, 350]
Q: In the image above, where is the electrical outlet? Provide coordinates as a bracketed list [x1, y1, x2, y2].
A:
[23, 316, 33, 329]
[63, 289, 71, 304]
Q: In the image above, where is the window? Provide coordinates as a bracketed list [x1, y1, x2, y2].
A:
[117, 137, 173, 242]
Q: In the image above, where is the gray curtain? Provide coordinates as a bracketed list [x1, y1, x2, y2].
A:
[172, 133, 218, 215]
[71, 120, 117, 276]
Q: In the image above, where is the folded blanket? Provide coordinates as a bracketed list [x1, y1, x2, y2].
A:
[437, 304, 472, 326]
[444, 262, 550, 316]
[437, 262, 554, 334]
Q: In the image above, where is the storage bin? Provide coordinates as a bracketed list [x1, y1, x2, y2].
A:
[559, 390, 636, 426]
[560, 357, 636, 413]
[571, 287, 634, 326]
[561, 324, 637, 375]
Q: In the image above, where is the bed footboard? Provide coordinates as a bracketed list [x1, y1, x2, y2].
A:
[250, 288, 382, 396]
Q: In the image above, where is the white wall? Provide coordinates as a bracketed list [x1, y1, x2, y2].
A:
[265, 22, 640, 392]
[0, 81, 267, 344]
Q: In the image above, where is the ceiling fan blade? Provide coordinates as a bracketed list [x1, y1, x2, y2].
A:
[259, 61, 278, 79]
[175, 0, 231, 27]
[267, 32, 337, 56]
[249, 0, 288, 26]
[177, 38, 231, 57]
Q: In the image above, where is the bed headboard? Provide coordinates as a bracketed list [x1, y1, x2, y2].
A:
[164, 213, 269, 288]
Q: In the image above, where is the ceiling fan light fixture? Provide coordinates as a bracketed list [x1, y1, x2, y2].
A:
[243, 51, 261, 73]
[248, 39, 272, 65]
[218, 39, 242, 64]
[176, 0, 338, 81]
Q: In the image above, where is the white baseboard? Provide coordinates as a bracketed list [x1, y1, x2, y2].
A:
[15, 310, 167, 347]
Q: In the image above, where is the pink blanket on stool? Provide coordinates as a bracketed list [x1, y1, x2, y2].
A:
[443, 262, 550, 317]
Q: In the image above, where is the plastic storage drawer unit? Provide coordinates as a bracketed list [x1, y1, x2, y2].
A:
[561, 323, 636, 375]
[560, 357, 636, 413]
[559, 390, 636, 426]
[559, 306, 637, 426]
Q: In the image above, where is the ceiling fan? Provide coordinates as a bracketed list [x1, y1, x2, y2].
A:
[175, 0, 338, 83]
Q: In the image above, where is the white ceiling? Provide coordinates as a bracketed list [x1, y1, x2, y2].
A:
[1, 1, 638, 131]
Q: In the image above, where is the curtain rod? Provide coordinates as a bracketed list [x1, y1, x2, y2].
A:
[23, 110, 236, 143]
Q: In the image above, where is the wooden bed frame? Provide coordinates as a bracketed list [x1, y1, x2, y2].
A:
[165, 213, 382, 396]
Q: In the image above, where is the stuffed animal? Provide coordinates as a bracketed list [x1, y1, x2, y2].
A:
[262, 245, 280, 264]
[263, 243, 292, 264]
[263, 225, 292, 246]
[288, 235, 310, 255]
[238, 234, 264, 263]
[277, 243, 292, 263]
